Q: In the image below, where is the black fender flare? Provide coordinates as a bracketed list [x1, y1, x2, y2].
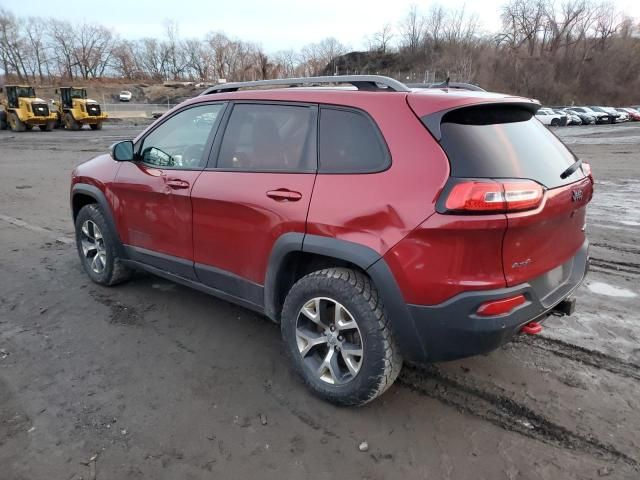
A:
[71, 183, 126, 256]
[264, 233, 427, 361]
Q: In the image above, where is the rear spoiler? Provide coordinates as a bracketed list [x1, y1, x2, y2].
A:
[420, 101, 541, 141]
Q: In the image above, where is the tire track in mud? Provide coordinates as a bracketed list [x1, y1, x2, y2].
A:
[515, 335, 640, 381]
[591, 242, 640, 256]
[398, 365, 639, 469]
[589, 257, 640, 276]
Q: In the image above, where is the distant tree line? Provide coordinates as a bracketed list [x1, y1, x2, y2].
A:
[1, 1, 639, 103]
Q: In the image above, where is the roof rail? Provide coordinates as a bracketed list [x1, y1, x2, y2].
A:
[406, 82, 486, 92]
[200, 75, 411, 95]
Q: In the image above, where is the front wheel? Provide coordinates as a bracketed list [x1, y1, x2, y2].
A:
[65, 112, 81, 130]
[550, 118, 560, 127]
[90, 122, 102, 130]
[9, 112, 26, 132]
[75, 204, 132, 286]
[281, 268, 402, 406]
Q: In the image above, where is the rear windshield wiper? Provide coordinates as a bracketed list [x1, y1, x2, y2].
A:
[560, 158, 582, 179]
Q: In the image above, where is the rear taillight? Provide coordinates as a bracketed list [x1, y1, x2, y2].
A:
[441, 179, 544, 214]
[581, 162, 594, 183]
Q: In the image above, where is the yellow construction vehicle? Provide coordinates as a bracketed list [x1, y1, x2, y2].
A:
[0, 85, 57, 132]
[53, 87, 108, 130]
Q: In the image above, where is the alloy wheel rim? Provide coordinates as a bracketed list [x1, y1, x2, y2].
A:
[295, 297, 364, 385]
[80, 220, 107, 274]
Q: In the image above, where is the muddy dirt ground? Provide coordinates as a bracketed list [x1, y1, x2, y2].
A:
[0, 122, 639, 479]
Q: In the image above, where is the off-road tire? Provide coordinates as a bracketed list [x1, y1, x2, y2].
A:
[0, 111, 7, 130]
[75, 204, 132, 286]
[90, 122, 102, 130]
[65, 112, 81, 131]
[281, 268, 403, 406]
[9, 112, 26, 132]
[25, 124, 33, 130]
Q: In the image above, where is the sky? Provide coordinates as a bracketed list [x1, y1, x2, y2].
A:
[3, 0, 640, 53]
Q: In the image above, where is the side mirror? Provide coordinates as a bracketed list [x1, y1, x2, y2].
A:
[110, 140, 134, 162]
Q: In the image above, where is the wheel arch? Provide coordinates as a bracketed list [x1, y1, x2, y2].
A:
[264, 233, 427, 361]
[71, 184, 125, 255]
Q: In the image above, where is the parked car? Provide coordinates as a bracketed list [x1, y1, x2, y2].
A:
[535, 108, 565, 126]
[119, 90, 132, 102]
[589, 106, 619, 123]
[600, 106, 627, 122]
[572, 106, 611, 124]
[556, 109, 581, 125]
[565, 108, 596, 125]
[70, 75, 593, 406]
[617, 108, 640, 121]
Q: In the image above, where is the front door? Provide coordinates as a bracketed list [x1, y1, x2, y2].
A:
[191, 102, 318, 305]
[111, 103, 226, 277]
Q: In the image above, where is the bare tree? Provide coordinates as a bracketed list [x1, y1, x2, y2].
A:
[398, 5, 424, 53]
[369, 23, 395, 53]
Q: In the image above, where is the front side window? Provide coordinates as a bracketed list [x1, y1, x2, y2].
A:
[217, 103, 315, 171]
[139, 103, 225, 169]
[319, 107, 389, 173]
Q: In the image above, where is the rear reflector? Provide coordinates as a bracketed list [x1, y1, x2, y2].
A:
[443, 179, 543, 213]
[476, 294, 526, 317]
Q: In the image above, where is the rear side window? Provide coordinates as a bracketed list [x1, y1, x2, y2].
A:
[319, 107, 389, 173]
[216, 103, 315, 172]
[431, 105, 584, 189]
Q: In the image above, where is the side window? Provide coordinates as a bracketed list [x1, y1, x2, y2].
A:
[216, 104, 315, 171]
[139, 103, 225, 169]
[319, 107, 390, 173]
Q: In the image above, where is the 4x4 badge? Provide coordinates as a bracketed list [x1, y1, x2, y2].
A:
[572, 189, 584, 202]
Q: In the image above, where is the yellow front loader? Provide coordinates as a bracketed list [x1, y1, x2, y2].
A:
[54, 87, 108, 130]
[0, 85, 57, 132]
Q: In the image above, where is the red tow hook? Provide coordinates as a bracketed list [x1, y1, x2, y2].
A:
[521, 321, 543, 335]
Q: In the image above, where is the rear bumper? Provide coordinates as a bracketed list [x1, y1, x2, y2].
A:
[25, 116, 56, 125]
[403, 239, 589, 363]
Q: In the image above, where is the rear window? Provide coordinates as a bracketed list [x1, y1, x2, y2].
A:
[431, 105, 584, 189]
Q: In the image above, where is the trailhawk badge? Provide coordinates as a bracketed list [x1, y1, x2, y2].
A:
[571, 189, 584, 202]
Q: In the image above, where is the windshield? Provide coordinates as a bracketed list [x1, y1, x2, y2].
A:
[429, 105, 585, 190]
[16, 86, 36, 98]
[70, 88, 87, 99]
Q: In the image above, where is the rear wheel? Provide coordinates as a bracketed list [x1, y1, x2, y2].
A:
[65, 112, 81, 131]
[281, 268, 402, 406]
[75, 204, 132, 286]
[90, 122, 102, 130]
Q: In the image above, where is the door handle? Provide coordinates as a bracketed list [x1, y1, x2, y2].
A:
[166, 178, 190, 189]
[266, 189, 302, 202]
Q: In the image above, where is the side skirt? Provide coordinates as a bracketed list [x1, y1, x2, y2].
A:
[121, 259, 265, 316]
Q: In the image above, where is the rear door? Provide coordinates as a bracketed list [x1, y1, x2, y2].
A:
[190, 102, 317, 305]
[414, 101, 593, 286]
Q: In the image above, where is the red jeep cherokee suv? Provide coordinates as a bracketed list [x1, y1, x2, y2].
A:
[71, 76, 592, 405]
